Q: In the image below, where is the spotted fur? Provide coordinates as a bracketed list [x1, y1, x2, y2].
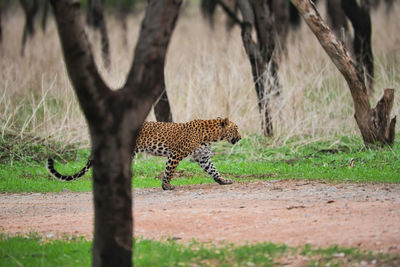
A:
[46, 118, 241, 190]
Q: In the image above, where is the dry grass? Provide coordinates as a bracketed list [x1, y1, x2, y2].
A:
[0, 3, 399, 147]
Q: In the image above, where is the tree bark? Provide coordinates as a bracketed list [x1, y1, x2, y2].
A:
[19, 0, 39, 56]
[341, 0, 374, 95]
[237, 0, 279, 137]
[50, 1, 182, 266]
[290, 0, 395, 146]
[86, 0, 111, 69]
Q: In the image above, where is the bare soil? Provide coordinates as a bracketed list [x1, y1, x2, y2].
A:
[1, 180, 400, 253]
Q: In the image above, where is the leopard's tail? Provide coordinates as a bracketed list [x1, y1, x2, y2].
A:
[46, 158, 93, 181]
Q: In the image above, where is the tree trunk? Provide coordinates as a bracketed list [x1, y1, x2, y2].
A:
[290, 0, 396, 146]
[289, 2, 301, 29]
[326, 0, 349, 45]
[50, 1, 182, 266]
[237, 0, 279, 137]
[41, 0, 49, 32]
[341, 0, 374, 95]
[86, 0, 111, 69]
[154, 90, 173, 122]
[271, 0, 290, 53]
[19, 0, 39, 56]
[201, 0, 218, 27]
[116, 0, 130, 49]
[0, 1, 2, 44]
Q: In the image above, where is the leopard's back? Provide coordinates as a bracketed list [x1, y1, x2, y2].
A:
[135, 121, 201, 157]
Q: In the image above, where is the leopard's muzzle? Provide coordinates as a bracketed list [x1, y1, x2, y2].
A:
[230, 137, 241, 145]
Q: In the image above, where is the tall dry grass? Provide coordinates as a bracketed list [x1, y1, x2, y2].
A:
[0, 3, 399, 147]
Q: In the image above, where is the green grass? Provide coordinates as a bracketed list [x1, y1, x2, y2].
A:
[1, 234, 398, 267]
[1, 135, 399, 192]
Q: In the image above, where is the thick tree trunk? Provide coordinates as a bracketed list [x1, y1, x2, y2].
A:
[237, 0, 279, 137]
[154, 90, 173, 122]
[341, 0, 374, 95]
[50, 1, 182, 266]
[290, 0, 395, 146]
[19, 0, 39, 56]
[86, 0, 111, 69]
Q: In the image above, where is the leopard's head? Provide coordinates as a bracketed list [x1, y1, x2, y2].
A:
[220, 118, 241, 145]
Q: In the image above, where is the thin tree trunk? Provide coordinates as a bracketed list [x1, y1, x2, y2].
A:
[41, 0, 49, 32]
[50, 1, 182, 266]
[19, 0, 39, 56]
[86, 0, 111, 69]
[0, 1, 2, 44]
[341, 0, 374, 95]
[237, 0, 279, 137]
[290, 0, 395, 146]
[154, 90, 173, 122]
[326, 0, 349, 46]
[289, 2, 301, 28]
[384, 0, 395, 14]
[201, 0, 218, 27]
[271, 0, 290, 53]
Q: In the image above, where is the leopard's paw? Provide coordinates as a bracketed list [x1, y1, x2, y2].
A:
[162, 183, 176, 190]
[215, 178, 233, 185]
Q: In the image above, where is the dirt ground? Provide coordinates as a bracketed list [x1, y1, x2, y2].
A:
[1, 180, 400, 253]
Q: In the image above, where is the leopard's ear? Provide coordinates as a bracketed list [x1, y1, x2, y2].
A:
[221, 118, 229, 127]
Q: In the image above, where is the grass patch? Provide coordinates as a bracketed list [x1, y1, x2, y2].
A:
[1, 234, 398, 267]
[0, 234, 91, 267]
[0, 135, 399, 192]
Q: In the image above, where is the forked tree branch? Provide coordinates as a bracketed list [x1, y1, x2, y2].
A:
[290, 0, 395, 146]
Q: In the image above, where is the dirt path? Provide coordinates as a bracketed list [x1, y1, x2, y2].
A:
[1, 180, 400, 253]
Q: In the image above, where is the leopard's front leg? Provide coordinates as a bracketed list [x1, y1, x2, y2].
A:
[161, 154, 181, 190]
[192, 145, 233, 185]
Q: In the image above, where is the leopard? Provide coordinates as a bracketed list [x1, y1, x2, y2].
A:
[46, 117, 241, 190]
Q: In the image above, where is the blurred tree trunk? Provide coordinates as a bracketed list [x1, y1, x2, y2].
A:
[271, 0, 289, 53]
[19, 0, 39, 56]
[289, 2, 301, 28]
[326, 0, 349, 46]
[0, 1, 2, 44]
[290, 0, 396, 147]
[237, 0, 279, 137]
[41, 0, 49, 32]
[201, 0, 218, 27]
[116, 0, 129, 49]
[50, 1, 182, 266]
[384, 0, 394, 13]
[154, 90, 173, 122]
[341, 0, 374, 95]
[86, 0, 111, 69]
